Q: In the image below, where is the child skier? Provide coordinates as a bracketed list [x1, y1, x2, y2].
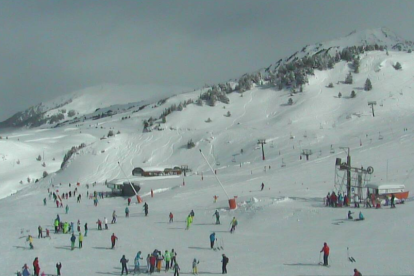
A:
[192, 258, 199, 274]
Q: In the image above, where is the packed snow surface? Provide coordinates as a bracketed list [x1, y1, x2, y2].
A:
[1, 49, 414, 275]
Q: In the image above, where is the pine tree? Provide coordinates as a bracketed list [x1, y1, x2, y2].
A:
[345, 72, 353, 84]
[350, 90, 356, 98]
[364, 78, 372, 91]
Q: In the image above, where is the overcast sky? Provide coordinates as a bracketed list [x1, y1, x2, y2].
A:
[0, 0, 413, 121]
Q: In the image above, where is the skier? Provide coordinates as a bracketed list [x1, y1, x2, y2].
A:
[97, 219, 102, 230]
[27, 235, 34, 249]
[146, 254, 151, 273]
[186, 215, 192, 230]
[104, 217, 108, 229]
[43, 198, 46, 206]
[65, 204, 69, 214]
[38, 225, 43, 238]
[79, 232, 83, 248]
[156, 251, 164, 272]
[127, 197, 131, 206]
[170, 249, 177, 268]
[56, 262, 62, 276]
[213, 210, 220, 224]
[125, 206, 129, 218]
[261, 182, 264, 191]
[112, 210, 117, 224]
[353, 268, 362, 276]
[190, 210, 195, 218]
[45, 228, 50, 239]
[164, 250, 171, 271]
[54, 218, 59, 233]
[213, 195, 218, 203]
[33, 257, 40, 276]
[149, 254, 156, 273]
[134, 251, 143, 274]
[169, 212, 174, 223]
[173, 262, 180, 276]
[143, 202, 149, 216]
[320, 242, 330, 266]
[230, 217, 238, 233]
[70, 222, 74, 234]
[120, 255, 129, 275]
[210, 232, 216, 249]
[84, 223, 88, 236]
[192, 258, 199, 275]
[77, 220, 81, 232]
[354, 193, 360, 208]
[70, 233, 76, 250]
[111, 233, 118, 249]
[391, 193, 396, 208]
[22, 264, 30, 276]
[348, 210, 354, 220]
[221, 254, 229, 274]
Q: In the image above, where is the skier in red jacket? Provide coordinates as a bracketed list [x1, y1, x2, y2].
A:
[111, 233, 118, 249]
[320, 242, 330, 266]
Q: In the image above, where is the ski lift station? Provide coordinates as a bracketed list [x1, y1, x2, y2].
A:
[106, 178, 141, 197]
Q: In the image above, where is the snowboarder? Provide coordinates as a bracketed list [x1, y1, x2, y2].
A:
[192, 258, 199, 275]
[125, 206, 129, 218]
[261, 182, 264, 191]
[27, 235, 34, 249]
[79, 232, 83, 248]
[173, 262, 180, 276]
[70, 233, 76, 250]
[143, 202, 148, 216]
[210, 232, 216, 249]
[230, 217, 238, 233]
[221, 254, 229, 274]
[186, 215, 192, 230]
[353, 268, 362, 276]
[358, 211, 364, 221]
[33, 258, 40, 276]
[348, 210, 354, 220]
[56, 262, 62, 276]
[112, 210, 117, 224]
[169, 212, 174, 223]
[213, 210, 220, 224]
[134, 251, 143, 273]
[320, 242, 330, 266]
[111, 233, 118, 249]
[65, 204, 69, 214]
[104, 217, 108, 229]
[120, 255, 129, 275]
[38, 226, 43, 238]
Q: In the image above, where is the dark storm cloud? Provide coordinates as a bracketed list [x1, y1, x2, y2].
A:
[1, 0, 413, 120]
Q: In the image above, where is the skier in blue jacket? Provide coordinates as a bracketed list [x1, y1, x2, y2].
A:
[210, 232, 216, 249]
[134, 251, 143, 273]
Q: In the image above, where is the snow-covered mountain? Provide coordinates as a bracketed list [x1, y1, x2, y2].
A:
[1, 28, 414, 276]
[0, 84, 188, 128]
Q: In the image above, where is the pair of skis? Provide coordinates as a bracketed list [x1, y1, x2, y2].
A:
[347, 247, 356, 262]
[213, 238, 224, 251]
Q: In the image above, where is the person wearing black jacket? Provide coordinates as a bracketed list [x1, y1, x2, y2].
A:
[221, 254, 229, 274]
[56, 262, 62, 276]
[120, 255, 129, 275]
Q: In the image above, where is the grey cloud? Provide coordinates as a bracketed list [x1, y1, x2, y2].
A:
[1, 0, 414, 120]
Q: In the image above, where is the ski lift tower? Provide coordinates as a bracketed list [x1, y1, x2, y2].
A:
[257, 139, 266, 161]
[334, 148, 374, 200]
[368, 101, 377, 117]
